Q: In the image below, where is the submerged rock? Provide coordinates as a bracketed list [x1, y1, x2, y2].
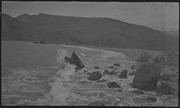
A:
[131, 63, 161, 90]
[113, 63, 121, 66]
[119, 70, 127, 78]
[156, 82, 172, 95]
[87, 71, 102, 81]
[64, 52, 85, 70]
[107, 82, 121, 88]
[94, 66, 100, 69]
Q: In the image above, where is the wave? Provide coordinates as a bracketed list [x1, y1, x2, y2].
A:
[36, 49, 78, 105]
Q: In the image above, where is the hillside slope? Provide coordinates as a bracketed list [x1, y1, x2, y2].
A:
[2, 13, 178, 50]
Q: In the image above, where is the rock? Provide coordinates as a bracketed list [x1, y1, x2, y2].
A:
[107, 82, 121, 88]
[64, 52, 85, 70]
[113, 63, 121, 66]
[109, 71, 117, 75]
[109, 66, 114, 68]
[103, 70, 117, 75]
[131, 63, 161, 90]
[131, 65, 137, 70]
[87, 71, 102, 81]
[88, 100, 105, 106]
[128, 71, 136, 76]
[156, 82, 172, 95]
[119, 70, 127, 78]
[146, 96, 157, 102]
[103, 69, 110, 75]
[94, 66, 100, 69]
[132, 90, 144, 94]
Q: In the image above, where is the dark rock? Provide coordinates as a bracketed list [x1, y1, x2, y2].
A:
[94, 66, 100, 69]
[87, 71, 102, 81]
[88, 100, 105, 106]
[132, 90, 144, 94]
[107, 82, 121, 88]
[131, 65, 137, 70]
[109, 66, 114, 68]
[109, 71, 117, 75]
[64, 52, 85, 70]
[128, 71, 136, 76]
[103, 69, 110, 75]
[119, 70, 127, 78]
[103, 70, 117, 75]
[113, 63, 121, 66]
[156, 82, 172, 95]
[146, 96, 157, 102]
[131, 63, 161, 90]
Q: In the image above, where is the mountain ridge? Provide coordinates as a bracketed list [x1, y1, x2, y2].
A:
[2, 13, 178, 51]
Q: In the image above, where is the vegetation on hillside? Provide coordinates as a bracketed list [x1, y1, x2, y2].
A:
[2, 13, 178, 51]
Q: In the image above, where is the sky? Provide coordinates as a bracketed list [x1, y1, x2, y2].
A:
[2, 2, 179, 31]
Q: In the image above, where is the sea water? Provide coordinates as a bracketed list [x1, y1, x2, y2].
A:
[1, 41, 128, 106]
[3, 41, 176, 106]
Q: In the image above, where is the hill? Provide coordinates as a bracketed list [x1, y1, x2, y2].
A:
[2, 13, 178, 51]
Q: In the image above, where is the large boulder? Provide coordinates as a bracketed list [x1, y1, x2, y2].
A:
[131, 63, 161, 90]
[87, 71, 102, 81]
[64, 52, 85, 70]
[118, 70, 127, 78]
